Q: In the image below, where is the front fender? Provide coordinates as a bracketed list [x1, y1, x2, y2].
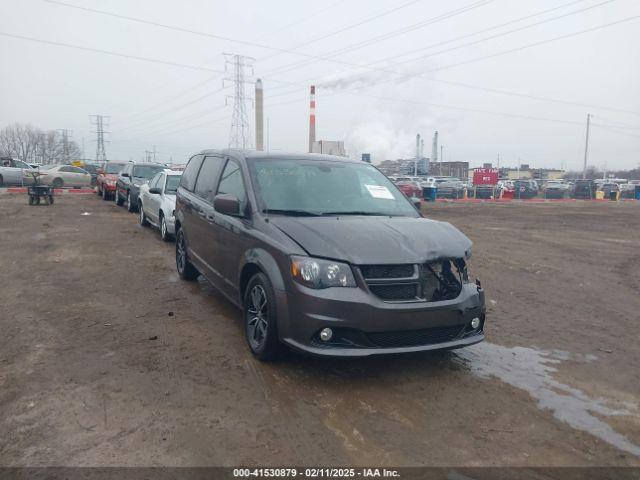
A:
[238, 248, 286, 292]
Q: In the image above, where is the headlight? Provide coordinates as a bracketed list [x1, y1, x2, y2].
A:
[290, 256, 356, 289]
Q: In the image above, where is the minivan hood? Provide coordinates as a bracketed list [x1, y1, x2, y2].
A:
[270, 216, 472, 265]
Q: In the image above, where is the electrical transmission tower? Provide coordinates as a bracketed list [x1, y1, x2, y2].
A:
[90, 115, 110, 162]
[57, 129, 72, 164]
[224, 54, 255, 149]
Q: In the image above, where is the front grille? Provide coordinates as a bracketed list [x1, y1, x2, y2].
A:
[360, 264, 414, 279]
[365, 325, 465, 348]
[369, 283, 418, 301]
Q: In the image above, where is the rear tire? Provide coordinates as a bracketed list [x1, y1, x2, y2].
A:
[175, 228, 199, 281]
[0, 175, 4, 187]
[48, 195, 54, 205]
[244, 273, 282, 362]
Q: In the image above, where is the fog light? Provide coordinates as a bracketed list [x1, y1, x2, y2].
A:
[471, 317, 481, 329]
[319, 328, 333, 342]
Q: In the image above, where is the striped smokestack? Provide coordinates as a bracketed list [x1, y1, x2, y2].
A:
[309, 85, 316, 153]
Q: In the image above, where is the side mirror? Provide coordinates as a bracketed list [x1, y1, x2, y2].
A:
[412, 197, 422, 211]
[149, 187, 162, 195]
[122, 172, 130, 178]
[213, 193, 241, 217]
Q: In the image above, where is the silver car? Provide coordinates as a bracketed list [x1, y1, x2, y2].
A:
[138, 170, 181, 241]
[38, 165, 93, 188]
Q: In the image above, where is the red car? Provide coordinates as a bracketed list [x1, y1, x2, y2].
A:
[96, 162, 126, 200]
[395, 180, 422, 198]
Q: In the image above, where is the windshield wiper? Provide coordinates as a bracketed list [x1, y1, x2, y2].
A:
[262, 209, 321, 217]
[321, 211, 390, 216]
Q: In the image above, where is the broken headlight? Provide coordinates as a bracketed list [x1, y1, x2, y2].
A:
[290, 256, 356, 289]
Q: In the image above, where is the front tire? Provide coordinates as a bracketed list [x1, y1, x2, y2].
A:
[244, 273, 282, 361]
[160, 213, 170, 242]
[115, 189, 124, 206]
[139, 202, 148, 226]
[175, 228, 199, 281]
[52, 178, 63, 189]
[127, 192, 136, 213]
[102, 186, 109, 201]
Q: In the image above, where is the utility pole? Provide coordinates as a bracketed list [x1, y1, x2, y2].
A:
[440, 145, 444, 176]
[224, 53, 255, 149]
[90, 115, 109, 162]
[582, 113, 592, 179]
[152, 145, 157, 163]
[57, 129, 72, 164]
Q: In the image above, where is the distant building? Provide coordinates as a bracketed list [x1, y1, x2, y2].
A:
[378, 158, 428, 176]
[431, 161, 469, 179]
[498, 165, 565, 181]
[311, 140, 346, 156]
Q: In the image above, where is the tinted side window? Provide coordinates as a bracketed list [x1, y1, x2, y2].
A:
[194, 156, 224, 202]
[180, 155, 204, 191]
[60, 166, 73, 173]
[217, 160, 246, 211]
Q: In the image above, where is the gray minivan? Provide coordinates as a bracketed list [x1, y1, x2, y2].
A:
[175, 150, 485, 361]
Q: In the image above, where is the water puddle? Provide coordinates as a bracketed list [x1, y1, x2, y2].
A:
[454, 343, 640, 457]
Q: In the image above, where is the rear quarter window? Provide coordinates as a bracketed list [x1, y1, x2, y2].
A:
[180, 155, 204, 192]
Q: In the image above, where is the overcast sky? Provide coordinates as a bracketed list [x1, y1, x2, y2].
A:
[1, 0, 639, 170]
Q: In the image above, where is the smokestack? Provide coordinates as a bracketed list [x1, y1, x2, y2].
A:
[432, 131, 439, 174]
[255, 79, 264, 151]
[309, 85, 316, 153]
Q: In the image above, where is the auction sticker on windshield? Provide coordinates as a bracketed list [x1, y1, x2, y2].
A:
[365, 184, 394, 199]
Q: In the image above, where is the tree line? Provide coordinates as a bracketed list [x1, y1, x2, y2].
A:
[0, 123, 83, 165]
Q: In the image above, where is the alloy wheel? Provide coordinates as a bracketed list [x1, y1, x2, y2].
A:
[247, 285, 268, 350]
[176, 232, 186, 272]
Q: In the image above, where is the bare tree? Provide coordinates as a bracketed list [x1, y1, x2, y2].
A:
[0, 123, 82, 164]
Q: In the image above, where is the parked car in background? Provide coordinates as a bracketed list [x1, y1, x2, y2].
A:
[620, 183, 637, 199]
[138, 170, 181, 241]
[38, 165, 92, 188]
[436, 178, 466, 199]
[571, 179, 596, 199]
[512, 180, 537, 199]
[115, 161, 165, 213]
[96, 162, 126, 200]
[81, 163, 103, 186]
[174, 150, 485, 361]
[395, 180, 422, 198]
[543, 180, 569, 199]
[0, 157, 34, 186]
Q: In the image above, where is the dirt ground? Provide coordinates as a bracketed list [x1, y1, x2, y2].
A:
[0, 193, 639, 467]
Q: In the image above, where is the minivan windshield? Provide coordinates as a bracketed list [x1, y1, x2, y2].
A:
[248, 159, 419, 217]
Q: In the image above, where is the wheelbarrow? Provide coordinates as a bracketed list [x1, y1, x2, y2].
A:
[25, 170, 54, 205]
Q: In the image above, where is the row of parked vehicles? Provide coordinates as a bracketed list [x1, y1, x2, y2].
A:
[1, 157, 107, 188]
[103, 151, 486, 362]
[387, 173, 640, 200]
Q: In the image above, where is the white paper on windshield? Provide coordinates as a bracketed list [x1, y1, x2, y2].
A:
[365, 184, 394, 199]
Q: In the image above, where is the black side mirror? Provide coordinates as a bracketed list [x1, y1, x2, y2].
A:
[122, 172, 130, 178]
[412, 197, 422, 211]
[213, 193, 241, 217]
[149, 187, 162, 194]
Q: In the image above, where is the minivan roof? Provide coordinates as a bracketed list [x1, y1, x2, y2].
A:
[197, 149, 362, 164]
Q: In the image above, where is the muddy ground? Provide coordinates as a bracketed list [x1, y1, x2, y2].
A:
[0, 193, 638, 467]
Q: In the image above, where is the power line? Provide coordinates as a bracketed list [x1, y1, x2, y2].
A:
[0, 31, 224, 73]
[261, 0, 495, 77]
[256, 0, 426, 64]
[260, 0, 638, 116]
[117, 73, 222, 125]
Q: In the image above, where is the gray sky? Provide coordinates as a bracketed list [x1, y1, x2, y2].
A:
[1, 0, 639, 170]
